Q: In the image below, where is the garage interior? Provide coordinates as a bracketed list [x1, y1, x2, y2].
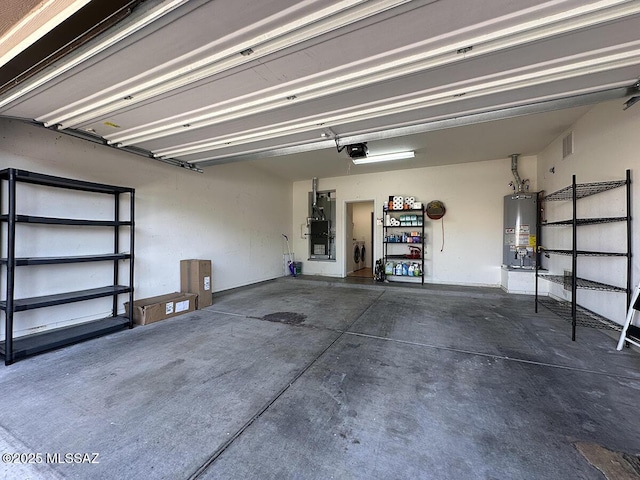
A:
[1, 1, 640, 479]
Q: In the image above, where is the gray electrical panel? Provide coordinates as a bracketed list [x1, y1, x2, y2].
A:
[309, 220, 330, 258]
[308, 190, 335, 260]
[503, 194, 537, 269]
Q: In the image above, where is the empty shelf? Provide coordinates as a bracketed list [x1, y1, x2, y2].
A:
[0, 169, 134, 194]
[543, 180, 626, 201]
[540, 249, 627, 257]
[0, 214, 132, 227]
[542, 217, 628, 226]
[539, 275, 626, 292]
[537, 297, 622, 331]
[0, 285, 132, 312]
[0, 316, 130, 361]
[0, 253, 131, 266]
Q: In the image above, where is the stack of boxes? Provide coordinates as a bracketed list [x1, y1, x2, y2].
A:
[125, 259, 212, 326]
[180, 259, 213, 309]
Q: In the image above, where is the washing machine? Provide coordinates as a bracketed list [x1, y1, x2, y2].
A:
[352, 241, 361, 270]
[356, 241, 366, 270]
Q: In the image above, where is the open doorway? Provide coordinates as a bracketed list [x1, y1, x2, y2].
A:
[345, 200, 374, 278]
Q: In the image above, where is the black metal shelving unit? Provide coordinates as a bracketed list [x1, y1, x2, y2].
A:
[0, 169, 135, 365]
[383, 208, 425, 285]
[535, 170, 631, 340]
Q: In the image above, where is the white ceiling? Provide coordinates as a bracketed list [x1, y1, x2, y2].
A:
[0, 0, 638, 175]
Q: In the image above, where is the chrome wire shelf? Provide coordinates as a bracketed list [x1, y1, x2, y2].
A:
[543, 180, 626, 201]
[535, 170, 631, 342]
[538, 297, 622, 331]
[540, 249, 627, 257]
[539, 274, 626, 292]
[542, 217, 628, 226]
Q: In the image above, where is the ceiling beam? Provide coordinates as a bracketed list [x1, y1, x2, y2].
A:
[194, 85, 634, 167]
[152, 47, 640, 158]
[37, 0, 413, 129]
[106, 0, 640, 148]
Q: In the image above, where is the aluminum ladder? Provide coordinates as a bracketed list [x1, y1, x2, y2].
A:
[617, 282, 640, 350]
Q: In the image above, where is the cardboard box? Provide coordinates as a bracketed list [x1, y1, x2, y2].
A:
[125, 292, 198, 325]
[180, 259, 212, 308]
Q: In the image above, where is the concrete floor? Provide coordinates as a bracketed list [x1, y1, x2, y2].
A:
[1, 277, 640, 480]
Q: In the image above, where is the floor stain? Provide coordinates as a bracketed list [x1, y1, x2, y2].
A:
[262, 312, 306, 325]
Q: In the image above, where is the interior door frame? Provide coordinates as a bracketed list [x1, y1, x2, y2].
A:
[343, 198, 375, 277]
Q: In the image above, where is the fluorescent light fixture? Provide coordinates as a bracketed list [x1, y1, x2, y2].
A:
[352, 151, 414, 164]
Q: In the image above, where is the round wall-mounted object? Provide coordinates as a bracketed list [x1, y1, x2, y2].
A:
[426, 200, 446, 220]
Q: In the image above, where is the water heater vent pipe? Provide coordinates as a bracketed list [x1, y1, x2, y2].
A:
[312, 177, 318, 210]
[510, 154, 529, 193]
[311, 177, 325, 220]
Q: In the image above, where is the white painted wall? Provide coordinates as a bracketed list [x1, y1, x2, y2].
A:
[0, 119, 292, 338]
[293, 155, 537, 286]
[537, 99, 640, 324]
